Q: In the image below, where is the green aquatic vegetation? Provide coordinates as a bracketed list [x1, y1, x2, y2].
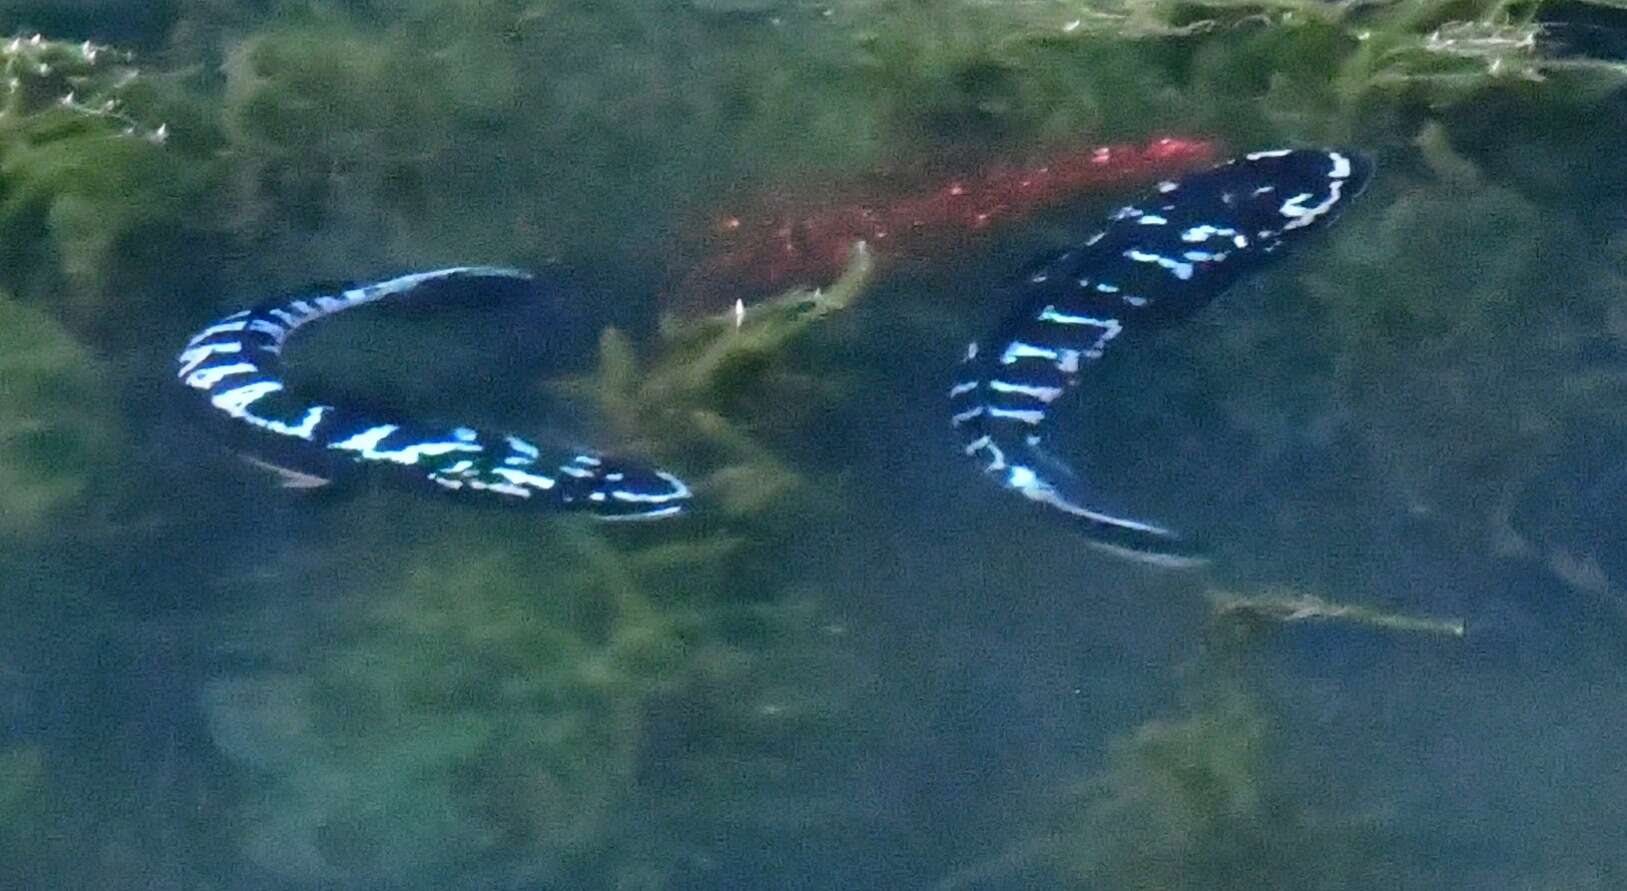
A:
[217, 20, 489, 257]
[204, 517, 873, 883]
[656, 241, 875, 392]
[563, 243, 876, 519]
[833, 0, 1625, 150]
[1309, 138, 1627, 550]
[577, 593, 899, 881]
[1353, 10, 1627, 99]
[189, 0, 1607, 286]
[0, 34, 159, 139]
[5, 0, 1589, 354]
[0, 132, 214, 343]
[204, 541, 661, 884]
[0, 294, 119, 539]
[0, 34, 221, 346]
[1057, 693, 1279, 888]
[936, 687, 1390, 890]
[1048, 690, 1387, 889]
[206, 2, 892, 270]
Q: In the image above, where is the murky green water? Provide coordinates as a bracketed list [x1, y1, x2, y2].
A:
[2, 1, 1626, 888]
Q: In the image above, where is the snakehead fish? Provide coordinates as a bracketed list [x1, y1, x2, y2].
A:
[950, 148, 1373, 565]
[176, 266, 691, 519]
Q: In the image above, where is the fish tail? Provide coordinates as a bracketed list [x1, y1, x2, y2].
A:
[957, 406, 1205, 567]
[952, 339, 1204, 567]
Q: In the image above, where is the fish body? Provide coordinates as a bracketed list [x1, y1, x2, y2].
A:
[672, 137, 1219, 312]
[951, 149, 1374, 564]
[176, 267, 691, 519]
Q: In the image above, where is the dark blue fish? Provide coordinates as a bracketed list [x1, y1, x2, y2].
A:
[176, 267, 692, 519]
[951, 148, 1373, 565]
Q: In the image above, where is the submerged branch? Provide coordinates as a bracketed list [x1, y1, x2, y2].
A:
[1208, 589, 1466, 638]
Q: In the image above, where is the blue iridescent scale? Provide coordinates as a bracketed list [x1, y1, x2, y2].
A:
[951, 148, 1374, 565]
[176, 267, 691, 519]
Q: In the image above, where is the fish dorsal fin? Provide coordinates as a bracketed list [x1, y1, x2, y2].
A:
[239, 454, 332, 490]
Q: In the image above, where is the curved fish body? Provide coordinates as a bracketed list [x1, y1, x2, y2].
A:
[951, 149, 1373, 565]
[176, 267, 692, 519]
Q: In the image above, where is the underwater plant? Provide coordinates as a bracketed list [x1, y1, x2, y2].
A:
[0, 0, 1590, 350]
[0, 293, 119, 540]
[203, 542, 656, 884]
[1046, 688, 1395, 890]
[203, 514, 884, 883]
[558, 243, 878, 520]
[0, 33, 221, 348]
[929, 683, 1397, 890]
[206, 2, 893, 272]
[0, 34, 164, 140]
[928, 568, 1474, 891]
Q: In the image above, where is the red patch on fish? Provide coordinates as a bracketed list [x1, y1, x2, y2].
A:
[668, 136, 1220, 315]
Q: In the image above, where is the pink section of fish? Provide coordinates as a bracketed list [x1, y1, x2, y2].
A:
[669, 137, 1220, 312]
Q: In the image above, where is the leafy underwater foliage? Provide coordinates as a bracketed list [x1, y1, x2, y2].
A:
[557, 243, 878, 519]
[200, 509, 883, 883]
[1043, 686, 1396, 890]
[1156, 108, 1627, 592]
[933, 596, 1470, 891]
[204, 543, 653, 884]
[1, 0, 1614, 342]
[0, 293, 120, 539]
[151, 0, 1627, 292]
[0, 35, 221, 343]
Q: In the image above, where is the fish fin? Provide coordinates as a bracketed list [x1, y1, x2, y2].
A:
[1023, 439, 1081, 485]
[239, 454, 333, 489]
[1009, 441, 1208, 567]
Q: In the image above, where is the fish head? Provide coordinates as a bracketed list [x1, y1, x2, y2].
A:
[1203, 148, 1374, 241]
[562, 457, 694, 521]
